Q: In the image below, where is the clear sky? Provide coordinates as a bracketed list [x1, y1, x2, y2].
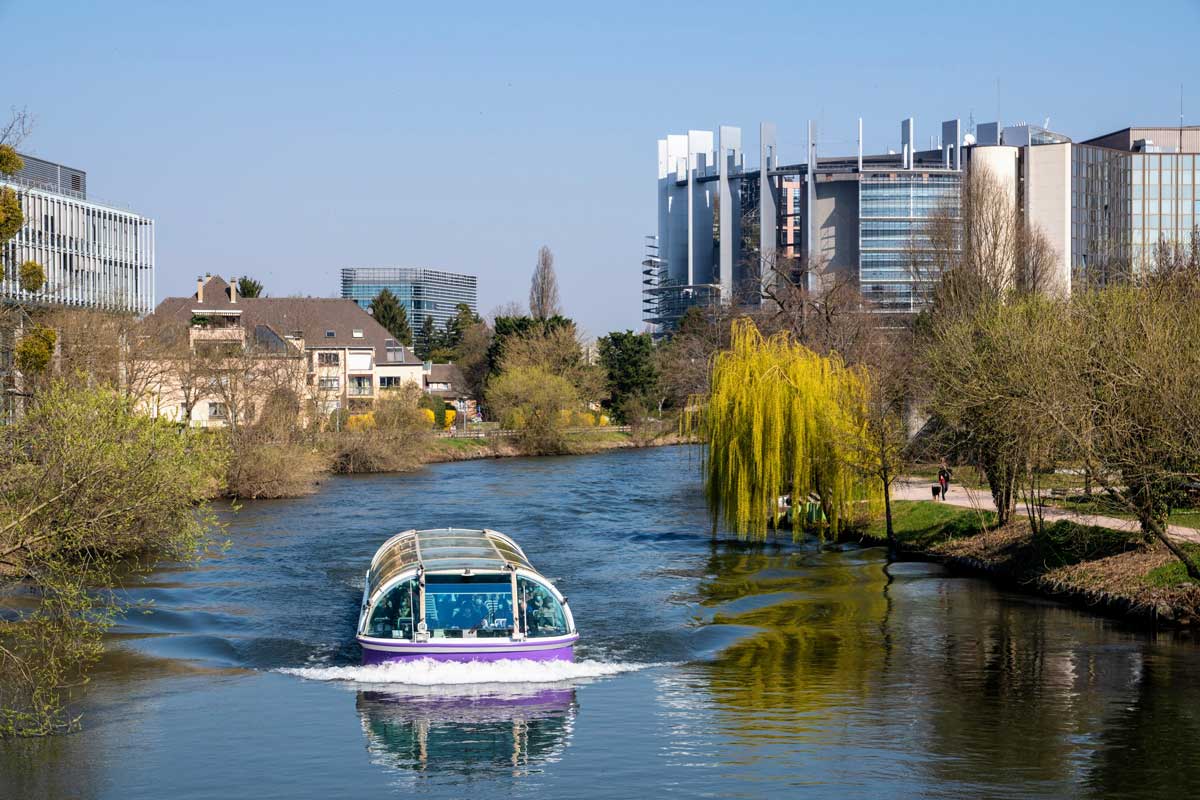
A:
[3, 1, 1199, 337]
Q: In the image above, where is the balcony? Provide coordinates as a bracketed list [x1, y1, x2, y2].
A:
[348, 378, 374, 398]
[191, 327, 245, 343]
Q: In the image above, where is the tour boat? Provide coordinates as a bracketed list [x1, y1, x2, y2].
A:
[356, 528, 579, 664]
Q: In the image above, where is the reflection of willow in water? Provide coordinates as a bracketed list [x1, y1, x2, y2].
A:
[355, 687, 577, 778]
[698, 544, 890, 740]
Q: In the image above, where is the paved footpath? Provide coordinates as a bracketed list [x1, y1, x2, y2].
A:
[893, 479, 1200, 545]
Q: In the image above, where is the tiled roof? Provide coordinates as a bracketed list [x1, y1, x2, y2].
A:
[151, 276, 422, 365]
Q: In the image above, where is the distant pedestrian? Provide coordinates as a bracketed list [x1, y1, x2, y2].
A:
[938, 462, 952, 500]
[931, 484, 941, 501]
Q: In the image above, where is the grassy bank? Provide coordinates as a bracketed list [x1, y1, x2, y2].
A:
[424, 429, 690, 463]
[860, 500, 1200, 628]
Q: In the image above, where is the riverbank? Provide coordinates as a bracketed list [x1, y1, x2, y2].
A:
[859, 501, 1200, 629]
[423, 429, 691, 463]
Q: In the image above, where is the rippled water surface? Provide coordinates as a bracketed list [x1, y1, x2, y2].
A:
[4, 445, 1200, 799]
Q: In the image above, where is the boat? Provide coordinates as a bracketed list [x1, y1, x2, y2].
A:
[356, 528, 579, 664]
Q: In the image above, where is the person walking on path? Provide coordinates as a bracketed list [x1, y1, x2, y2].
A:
[938, 462, 952, 500]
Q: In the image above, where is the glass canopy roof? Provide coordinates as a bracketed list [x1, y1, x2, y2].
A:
[367, 528, 536, 600]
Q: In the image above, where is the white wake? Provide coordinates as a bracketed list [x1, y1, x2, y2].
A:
[279, 657, 653, 687]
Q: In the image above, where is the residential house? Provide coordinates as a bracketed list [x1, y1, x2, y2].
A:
[146, 275, 424, 427]
[422, 362, 477, 423]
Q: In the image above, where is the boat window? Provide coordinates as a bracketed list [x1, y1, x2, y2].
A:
[425, 580, 514, 639]
[367, 579, 418, 639]
[517, 578, 568, 638]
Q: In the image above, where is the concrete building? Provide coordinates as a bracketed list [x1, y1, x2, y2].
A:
[1, 152, 155, 314]
[148, 275, 424, 427]
[340, 267, 477, 347]
[644, 117, 1200, 334]
[646, 118, 967, 331]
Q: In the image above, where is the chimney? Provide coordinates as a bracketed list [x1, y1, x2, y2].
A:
[196, 275, 204, 302]
[230, 276, 238, 304]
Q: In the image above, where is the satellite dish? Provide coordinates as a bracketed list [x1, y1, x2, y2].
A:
[963, 133, 977, 146]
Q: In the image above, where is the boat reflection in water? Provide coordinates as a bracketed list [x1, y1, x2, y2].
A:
[355, 684, 577, 777]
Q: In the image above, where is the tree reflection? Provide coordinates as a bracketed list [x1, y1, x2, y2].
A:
[692, 540, 1200, 797]
[355, 686, 577, 778]
[698, 543, 890, 741]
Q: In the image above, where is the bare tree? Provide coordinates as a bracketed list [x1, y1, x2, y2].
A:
[529, 245, 562, 320]
[0, 107, 32, 148]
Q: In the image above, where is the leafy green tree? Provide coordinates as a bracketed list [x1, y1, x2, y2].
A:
[0, 382, 228, 735]
[442, 302, 481, 351]
[486, 314, 573, 377]
[598, 330, 658, 422]
[369, 288, 412, 347]
[486, 364, 579, 454]
[236, 276, 264, 298]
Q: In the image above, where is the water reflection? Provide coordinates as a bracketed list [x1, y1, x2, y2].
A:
[355, 686, 576, 778]
[690, 540, 1200, 797]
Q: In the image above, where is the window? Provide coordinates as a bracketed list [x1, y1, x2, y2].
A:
[367, 579, 418, 639]
[319, 377, 340, 391]
[352, 328, 364, 338]
[517, 578, 568, 638]
[208, 402, 228, 419]
[325, 330, 335, 338]
[380, 376, 411, 389]
[349, 376, 372, 396]
[317, 352, 339, 366]
[425, 579, 514, 638]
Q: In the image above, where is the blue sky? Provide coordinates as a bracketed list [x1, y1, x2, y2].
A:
[3, 1, 1199, 336]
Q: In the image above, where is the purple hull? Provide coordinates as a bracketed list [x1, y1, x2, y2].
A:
[358, 634, 578, 665]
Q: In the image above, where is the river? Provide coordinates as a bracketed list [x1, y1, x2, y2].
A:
[3, 445, 1200, 799]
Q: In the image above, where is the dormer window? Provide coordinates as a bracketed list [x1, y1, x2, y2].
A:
[325, 330, 335, 338]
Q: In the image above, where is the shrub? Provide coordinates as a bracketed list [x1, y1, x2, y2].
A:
[1, 382, 227, 735]
[346, 412, 376, 432]
[486, 365, 579, 454]
[225, 436, 327, 499]
[15, 326, 56, 374]
[0, 186, 22, 241]
[0, 144, 23, 175]
[18, 260, 45, 292]
[331, 386, 432, 473]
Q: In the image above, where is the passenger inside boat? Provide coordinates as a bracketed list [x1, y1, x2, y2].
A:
[425, 579, 515, 638]
[517, 578, 568, 637]
[367, 578, 417, 639]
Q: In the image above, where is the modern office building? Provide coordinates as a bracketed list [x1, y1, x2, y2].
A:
[1, 152, 155, 314]
[646, 118, 967, 332]
[340, 267, 477, 345]
[644, 117, 1200, 334]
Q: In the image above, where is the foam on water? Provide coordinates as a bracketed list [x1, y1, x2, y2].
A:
[279, 657, 654, 687]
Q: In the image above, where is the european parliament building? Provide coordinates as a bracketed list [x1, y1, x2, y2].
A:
[1, 152, 155, 315]
[340, 266, 477, 342]
[644, 116, 1200, 334]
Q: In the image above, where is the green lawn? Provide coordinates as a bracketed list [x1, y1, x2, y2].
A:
[865, 500, 997, 548]
[1144, 543, 1200, 587]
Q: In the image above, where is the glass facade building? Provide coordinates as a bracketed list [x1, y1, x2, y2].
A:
[859, 174, 959, 311]
[340, 267, 477, 345]
[1, 155, 154, 315]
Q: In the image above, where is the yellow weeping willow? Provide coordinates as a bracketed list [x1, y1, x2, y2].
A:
[687, 319, 881, 541]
